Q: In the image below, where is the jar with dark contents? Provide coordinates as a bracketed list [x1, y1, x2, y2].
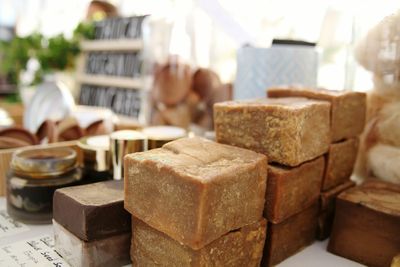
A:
[7, 147, 81, 224]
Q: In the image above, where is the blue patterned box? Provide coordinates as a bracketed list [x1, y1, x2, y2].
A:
[234, 45, 318, 99]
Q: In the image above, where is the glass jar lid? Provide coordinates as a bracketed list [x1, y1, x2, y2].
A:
[11, 147, 77, 179]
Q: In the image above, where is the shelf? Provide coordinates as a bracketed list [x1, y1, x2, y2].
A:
[80, 39, 143, 52]
[78, 74, 143, 89]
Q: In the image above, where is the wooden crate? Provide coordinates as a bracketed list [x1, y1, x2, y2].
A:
[0, 141, 78, 196]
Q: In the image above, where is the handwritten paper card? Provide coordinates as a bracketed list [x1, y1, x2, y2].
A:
[0, 210, 29, 238]
[0, 235, 70, 267]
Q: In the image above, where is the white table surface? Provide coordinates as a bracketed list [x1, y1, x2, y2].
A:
[0, 198, 364, 267]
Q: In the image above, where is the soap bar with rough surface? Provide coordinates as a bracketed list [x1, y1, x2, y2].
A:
[265, 156, 324, 223]
[267, 86, 366, 142]
[322, 138, 359, 191]
[262, 203, 319, 266]
[53, 220, 131, 267]
[328, 180, 400, 267]
[53, 181, 130, 241]
[124, 137, 267, 249]
[214, 98, 330, 166]
[317, 180, 355, 240]
[131, 217, 266, 267]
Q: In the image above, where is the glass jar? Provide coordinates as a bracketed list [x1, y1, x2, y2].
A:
[7, 147, 81, 224]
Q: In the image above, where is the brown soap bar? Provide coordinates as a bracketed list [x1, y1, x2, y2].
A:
[262, 203, 319, 266]
[322, 138, 359, 191]
[320, 180, 356, 212]
[328, 180, 400, 267]
[265, 156, 324, 223]
[54, 220, 131, 267]
[53, 181, 130, 241]
[124, 137, 267, 250]
[214, 98, 330, 167]
[267, 86, 366, 142]
[317, 180, 355, 240]
[131, 217, 266, 267]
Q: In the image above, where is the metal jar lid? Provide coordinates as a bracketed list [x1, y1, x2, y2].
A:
[142, 126, 187, 149]
[110, 130, 147, 180]
[78, 135, 110, 172]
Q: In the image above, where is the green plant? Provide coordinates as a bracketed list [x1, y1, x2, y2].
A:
[0, 22, 94, 86]
[0, 33, 42, 85]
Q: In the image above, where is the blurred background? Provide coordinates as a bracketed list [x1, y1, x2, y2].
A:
[0, 0, 399, 130]
[1, 0, 398, 88]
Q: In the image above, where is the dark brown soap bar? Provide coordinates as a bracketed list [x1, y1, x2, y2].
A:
[53, 181, 130, 241]
[267, 86, 366, 142]
[317, 180, 355, 240]
[265, 156, 324, 223]
[322, 138, 359, 191]
[328, 180, 400, 267]
[131, 217, 266, 267]
[262, 203, 318, 266]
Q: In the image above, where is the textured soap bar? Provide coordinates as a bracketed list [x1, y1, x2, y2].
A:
[317, 180, 355, 240]
[265, 156, 324, 223]
[214, 98, 330, 166]
[53, 220, 131, 267]
[262, 203, 318, 266]
[267, 86, 366, 142]
[124, 137, 267, 250]
[328, 180, 400, 267]
[131, 217, 266, 267]
[53, 181, 130, 241]
[322, 138, 359, 191]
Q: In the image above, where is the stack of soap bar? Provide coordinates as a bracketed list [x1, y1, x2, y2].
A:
[214, 97, 331, 167]
[317, 180, 355, 240]
[214, 98, 331, 265]
[53, 181, 131, 267]
[125, 137, 267, 265]
[328, 180, 400, 267]
[214, 97, 331, 266]
[267, 86, 366, 142]
[267, 86, 366, 241]
[131, 217, 266, 266]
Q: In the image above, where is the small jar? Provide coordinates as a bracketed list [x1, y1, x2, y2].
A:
[7, 147, 81, 224]
[78, 135, 112, 182]
[142, 126, 187, 149]
[110, 130, 147, 180]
